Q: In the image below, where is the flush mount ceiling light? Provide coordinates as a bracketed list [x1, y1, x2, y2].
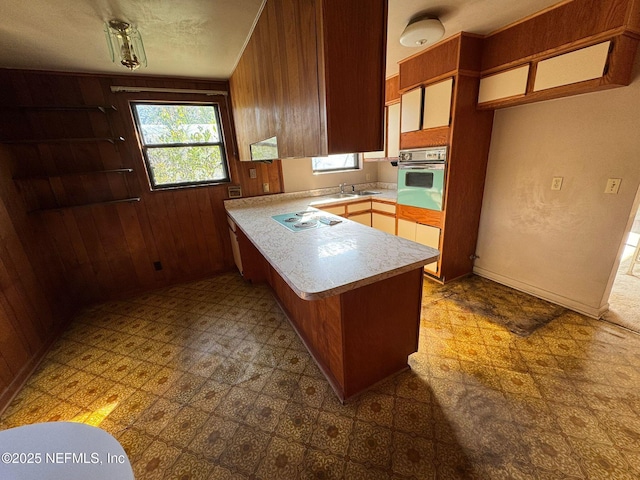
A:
[105, 20, 147, 71]
[400, 16, 445, 47]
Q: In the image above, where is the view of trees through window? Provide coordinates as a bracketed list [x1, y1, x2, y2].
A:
[132, 103, 230, 189]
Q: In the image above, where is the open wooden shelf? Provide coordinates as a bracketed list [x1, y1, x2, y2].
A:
[1, 136, 125, 145]
[29, 197, 141, 214]
[14, 168, 133, 181]
[0, 105, 117, 113]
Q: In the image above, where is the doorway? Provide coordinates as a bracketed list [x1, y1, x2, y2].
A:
[604, 191, 640, 332]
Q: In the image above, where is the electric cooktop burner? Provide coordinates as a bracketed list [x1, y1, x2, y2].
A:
[272, 211, 341, 232]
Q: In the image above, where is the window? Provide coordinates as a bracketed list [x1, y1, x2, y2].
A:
[131, 102, 230, 189]
[311, 153, 360, 174]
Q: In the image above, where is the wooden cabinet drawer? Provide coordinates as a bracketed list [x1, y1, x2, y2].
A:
[318, 204, 346, 216]
[346, 201, 371, 214]
[372, 201, 396, 214]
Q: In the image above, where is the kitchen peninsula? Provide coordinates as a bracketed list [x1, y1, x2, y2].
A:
[225, 192, 439, 402]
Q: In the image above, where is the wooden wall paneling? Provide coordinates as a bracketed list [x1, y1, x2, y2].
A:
[58, 211, 101, 303]
[0, 355, 13, 393]
[0, 299, 31, 379]
[398, 35, 460, 91]
[90, 205, 140, 298]
[0, 251, 44, 351]
[385, 75, 400, 104]
[188, 189, 224, 273]
[482, 0, 630, 72]
[170, 190, 207, 278]
[114, 203, 158, 290]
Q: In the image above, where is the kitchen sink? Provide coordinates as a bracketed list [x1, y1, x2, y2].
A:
[357, 190, 381, 196]
[329, 193, 359, 199]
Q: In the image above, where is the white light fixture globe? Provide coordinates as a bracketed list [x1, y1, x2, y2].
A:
[400, 16, 445, 47]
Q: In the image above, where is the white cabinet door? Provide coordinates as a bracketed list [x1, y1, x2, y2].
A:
[478, 65, 530, 104]
[423, 78, 453, 129]
[372, 213, 395, 234]
[318, 205, 346, 216]
[400, 88, 422, 133]
[387, 103, 400, 158]
[397, 218, 417, 240]
[533, 41, 610, 92]
[415, 223, 440, 273]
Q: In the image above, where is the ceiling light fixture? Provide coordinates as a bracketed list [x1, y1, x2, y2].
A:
[104, 20, 147, 71]
[400, 16, 445, 47]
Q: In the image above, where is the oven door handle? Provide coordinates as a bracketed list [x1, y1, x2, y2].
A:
[398, 163, 445, 170]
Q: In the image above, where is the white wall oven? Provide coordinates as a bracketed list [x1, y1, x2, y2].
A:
[397, 147, 447, 211]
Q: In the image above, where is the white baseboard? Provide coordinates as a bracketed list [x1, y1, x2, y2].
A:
[472, 266, 608, 319]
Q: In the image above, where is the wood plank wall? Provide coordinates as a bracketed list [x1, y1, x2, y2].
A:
[0, 69, 284, 409]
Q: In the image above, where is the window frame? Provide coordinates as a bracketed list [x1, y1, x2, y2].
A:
[311, 153, 361, 175]
[131, 101, 231, 190]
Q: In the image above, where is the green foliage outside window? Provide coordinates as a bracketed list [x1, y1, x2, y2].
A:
[132, 103, 230, 189]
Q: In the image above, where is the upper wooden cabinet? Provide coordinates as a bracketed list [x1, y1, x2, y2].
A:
[230, 0, 388, 161]
[477, 0, 640, 109]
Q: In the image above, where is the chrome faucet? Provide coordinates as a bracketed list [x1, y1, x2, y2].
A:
[339, 183, 346, 193]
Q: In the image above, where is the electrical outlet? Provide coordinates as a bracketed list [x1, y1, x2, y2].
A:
[249, 168, 257, 179]
[605, 178, 621, 194]
[551, 177, 563, 191]
[365, 173, 371, 181]
[263, 182, 270, 193]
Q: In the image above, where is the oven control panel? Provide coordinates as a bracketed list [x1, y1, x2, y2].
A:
[399, 146, 447, 162]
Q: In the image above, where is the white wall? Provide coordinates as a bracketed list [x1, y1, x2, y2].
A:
[377, 161, 398, 184]
[474, 51, 640, 317]
[281, 157, 378, 192]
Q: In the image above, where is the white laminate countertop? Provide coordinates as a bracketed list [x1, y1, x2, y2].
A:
[224, 188, 439, 300]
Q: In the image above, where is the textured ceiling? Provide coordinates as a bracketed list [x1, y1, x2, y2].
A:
[0, 0, 562, 80]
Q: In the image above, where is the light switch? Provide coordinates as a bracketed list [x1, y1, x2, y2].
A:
[249, 168, 257, 179]
[551, 177, 563, 191]
[263, 183, 270, 193]
[605, 178, 621, 194]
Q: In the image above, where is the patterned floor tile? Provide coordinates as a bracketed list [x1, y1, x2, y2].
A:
[2, 272, 640, 479]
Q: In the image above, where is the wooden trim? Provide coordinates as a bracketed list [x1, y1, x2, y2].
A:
[477, 35, 638, 110]
[396, 204, 443, 228]
[399, 35, 460, 91]
[400, 126, 449, 150]
[385, 75, 400, 104]
[481, 0, 632, 72]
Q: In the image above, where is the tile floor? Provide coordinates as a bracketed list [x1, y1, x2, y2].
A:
[2, 272, 640, 479]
